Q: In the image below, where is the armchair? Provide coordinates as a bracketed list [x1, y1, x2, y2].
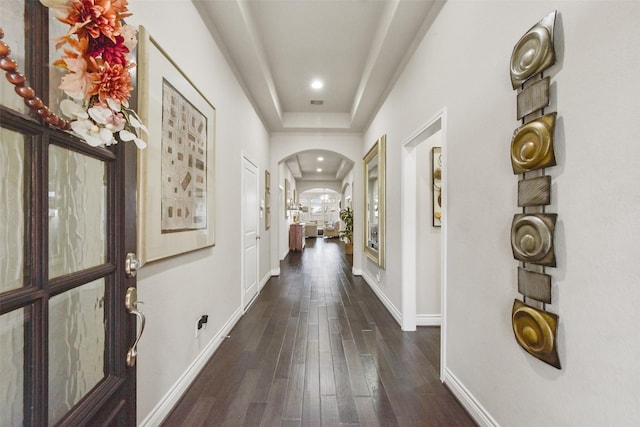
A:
[323, 221, 341, 238]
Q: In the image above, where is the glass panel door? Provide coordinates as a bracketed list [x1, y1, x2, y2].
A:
[0, 4, 137, 425]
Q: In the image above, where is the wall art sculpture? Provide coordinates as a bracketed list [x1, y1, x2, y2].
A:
[509, 11, 561, 369]
[432, 147, 442, 227]
[511, 113, 557, 174]
[512, 300, 561, 369]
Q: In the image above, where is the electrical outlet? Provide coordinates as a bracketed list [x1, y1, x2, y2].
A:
[195, 315, 209, 338]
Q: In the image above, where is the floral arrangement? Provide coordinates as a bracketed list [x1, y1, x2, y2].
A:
[40, 0, 146, 148]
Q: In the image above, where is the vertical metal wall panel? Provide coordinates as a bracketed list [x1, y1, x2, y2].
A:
[518, 175, 551, 207]
[518, 267, 552, 303]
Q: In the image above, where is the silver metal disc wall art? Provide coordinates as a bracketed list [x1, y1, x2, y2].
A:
[511, 113, 557, 174]
[512, 299, 561, 369]
[510, 11, 557, 89]
[511, 213, 557, 266]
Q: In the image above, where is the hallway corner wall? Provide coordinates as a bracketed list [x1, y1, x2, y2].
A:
[128, 2, 271, 424]
[364, 1, 640, 426]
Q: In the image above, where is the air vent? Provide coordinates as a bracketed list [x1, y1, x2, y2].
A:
[310, 100, 324, 105]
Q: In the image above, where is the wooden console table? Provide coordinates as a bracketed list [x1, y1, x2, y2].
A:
[289, 223, 305, 251]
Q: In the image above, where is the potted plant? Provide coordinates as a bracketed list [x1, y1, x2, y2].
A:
[339, 207, 354, 254]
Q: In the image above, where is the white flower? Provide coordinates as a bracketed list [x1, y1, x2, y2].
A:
[39, 0, 71, 8]
[89, 105, 125, 132]
[120, 25, 138, 53]
[39, 0, 73, 19]
[118, 129, 147, 149]
[60, 99, 88, 120]
[71, 118, 115, 147]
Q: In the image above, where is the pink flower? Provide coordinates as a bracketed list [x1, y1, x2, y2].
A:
[58, 55, 97, 100]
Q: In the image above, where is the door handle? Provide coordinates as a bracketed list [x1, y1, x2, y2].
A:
[125, 287, 145, 368]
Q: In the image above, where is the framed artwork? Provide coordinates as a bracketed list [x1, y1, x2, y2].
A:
[137, 26, 216, 264]
[432, 147, 442, 227]
[284, 178, 290, 218]
[265, 170, 271, 230]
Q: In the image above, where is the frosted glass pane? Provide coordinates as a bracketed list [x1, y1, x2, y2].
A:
[0, 0, 28, 114]
[49, 279, 106, 425]
[48, 17, 71, 117]
[48, 145, 107, 278]
[0, 128, 26, 293]
[0, 308, 26, 427]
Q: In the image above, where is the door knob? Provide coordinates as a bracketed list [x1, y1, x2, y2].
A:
[125, 253, 140, 277]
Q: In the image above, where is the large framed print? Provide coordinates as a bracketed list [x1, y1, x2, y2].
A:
[137, 26, 216, 264]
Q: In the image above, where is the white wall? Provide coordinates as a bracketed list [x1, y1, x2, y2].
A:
[270, 133, 363, 273]
[364, 1, 640, 425]
[416, 131, 441, 320]
[128, 1, 271, 423]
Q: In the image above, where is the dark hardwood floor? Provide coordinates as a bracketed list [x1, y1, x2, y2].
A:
[161, 237, 476, 426]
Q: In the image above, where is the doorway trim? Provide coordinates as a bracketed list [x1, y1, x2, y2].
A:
[401, 108, 448, 381]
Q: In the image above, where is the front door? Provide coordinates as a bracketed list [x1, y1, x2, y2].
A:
[0, 3, 137, 425]
[242, 156, 259, 309]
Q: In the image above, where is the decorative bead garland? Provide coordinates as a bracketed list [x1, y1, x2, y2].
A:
[0, 27, 71, 131]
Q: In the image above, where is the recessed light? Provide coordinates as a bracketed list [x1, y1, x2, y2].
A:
[317, 157, 324, 161]
[311, 79, 323, 90]
[316, 168, 322, 172]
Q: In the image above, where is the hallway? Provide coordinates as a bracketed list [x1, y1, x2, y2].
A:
[161, 238, 475, 426]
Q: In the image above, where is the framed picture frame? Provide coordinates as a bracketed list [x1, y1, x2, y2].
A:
[432, 146, 442, 227]
[265, 170, 271, 230]
[137, 26, 216, 264]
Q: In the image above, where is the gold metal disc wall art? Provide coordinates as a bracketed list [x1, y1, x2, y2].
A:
[511, 213, 557, 266]
[510, 11, 557, 89]
[511, 113, 557, 174]
[512, 299, 561, 369]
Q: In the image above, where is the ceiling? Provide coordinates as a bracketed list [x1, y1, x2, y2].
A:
[284, 149, 353, 182]
[193, 0, 442, 134]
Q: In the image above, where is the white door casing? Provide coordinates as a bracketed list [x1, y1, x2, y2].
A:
[401, 109, 448, 381]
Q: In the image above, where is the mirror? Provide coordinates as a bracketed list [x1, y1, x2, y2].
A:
[363, 135, 386, 268]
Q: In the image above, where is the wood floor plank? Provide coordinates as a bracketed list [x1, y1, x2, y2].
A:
[342, 339, 370, 397]
[160, 238, 476, 427]
[329, 333, 359, 424]
[320, 395, 339, 427]
[319, 348, 336, 396]
[220, 369, 261, 426]
[259, 378, 288, 427]
[354, 396, 381, 427]
[283, 362, 305, 419]
[303, 340, 322, 426]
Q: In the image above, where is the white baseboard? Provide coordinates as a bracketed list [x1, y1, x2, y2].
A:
[270, 267, 280, 276]
[352, 267, 362, 276]
[360, 270, 402, 327]
[416, 314, 441, 326]
[259, 271, 271, 291]
[444, 368, 499, 427]
[139, 306, 244, 427]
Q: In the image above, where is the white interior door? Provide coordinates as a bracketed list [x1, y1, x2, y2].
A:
[242, 157, 259, 309]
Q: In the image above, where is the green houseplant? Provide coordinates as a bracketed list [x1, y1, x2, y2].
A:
[339, 207, 354, 254]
